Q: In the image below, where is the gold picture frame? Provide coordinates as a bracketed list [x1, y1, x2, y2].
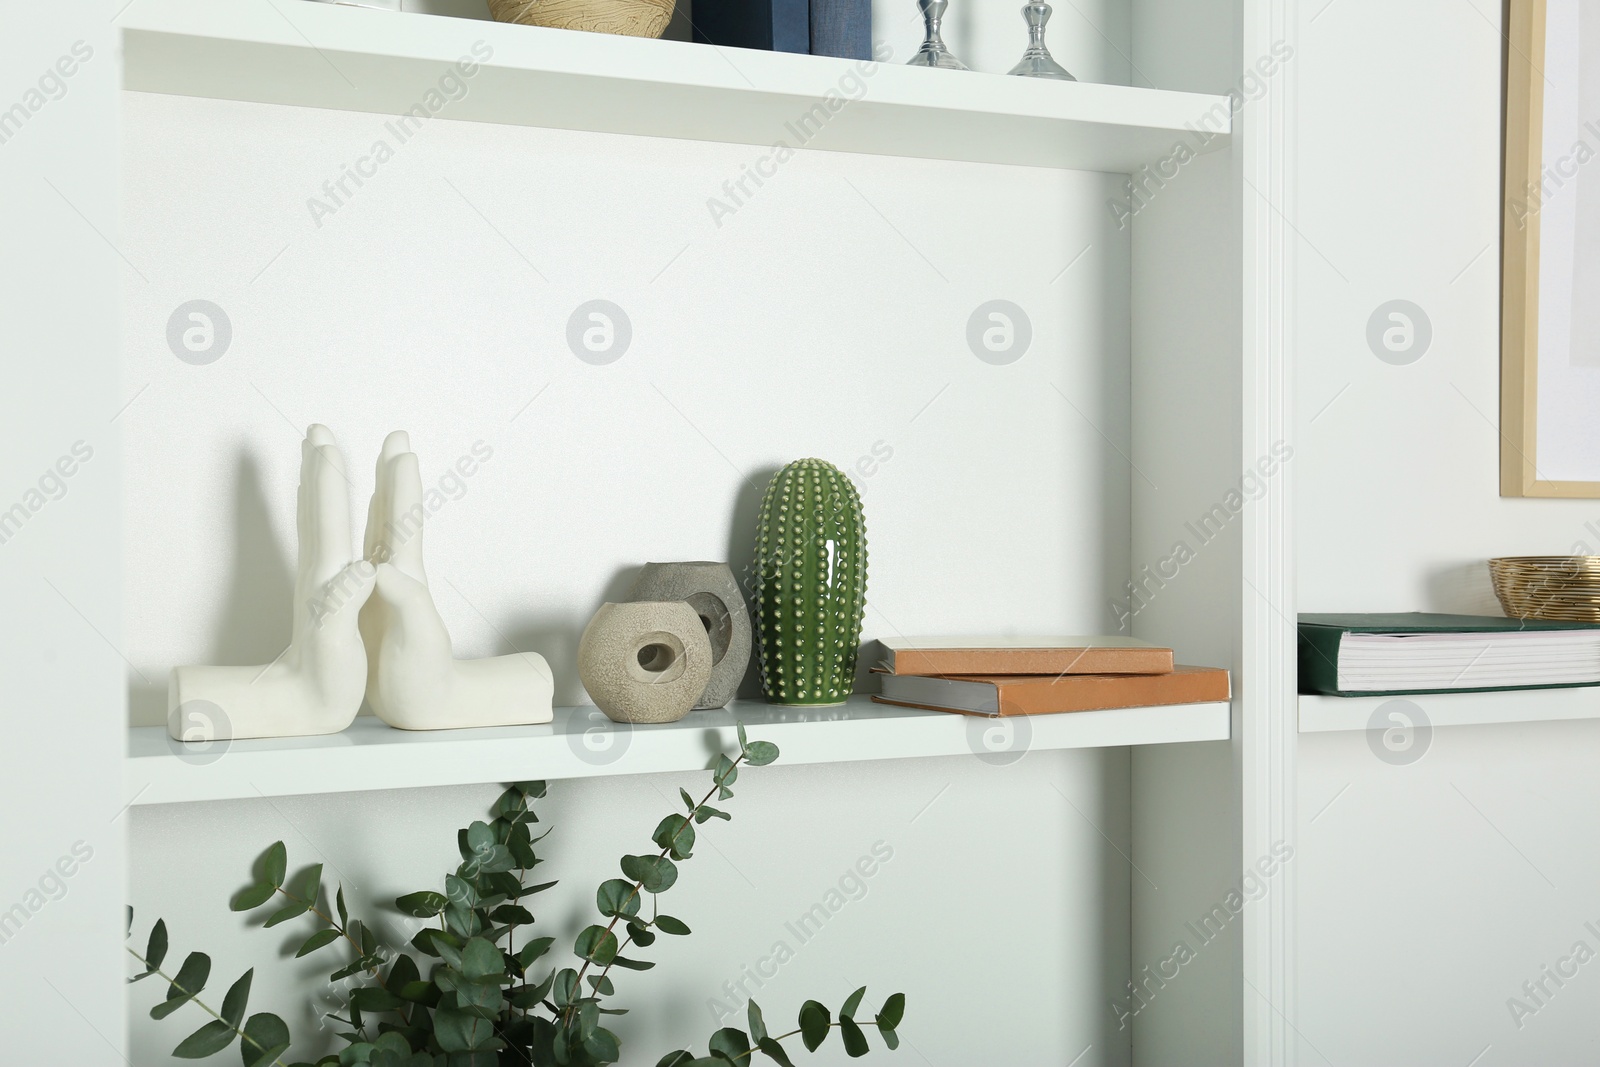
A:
[1503, 0, 1600, 496]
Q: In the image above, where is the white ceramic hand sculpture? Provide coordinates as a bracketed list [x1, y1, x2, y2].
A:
[168, 425, 377, 741]
[359, 430, 554, 730]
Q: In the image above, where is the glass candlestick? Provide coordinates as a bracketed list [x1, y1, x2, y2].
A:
[1008, 2, 1076, 80]
[907, 0, 969, 70]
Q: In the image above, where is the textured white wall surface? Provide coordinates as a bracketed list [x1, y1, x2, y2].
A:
[119, 1, 1144, 1052]
[1293, 1, 1600, 1063]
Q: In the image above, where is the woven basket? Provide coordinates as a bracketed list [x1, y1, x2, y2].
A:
[487, 0, 674, 38]
[1489, 556, 1600, 622]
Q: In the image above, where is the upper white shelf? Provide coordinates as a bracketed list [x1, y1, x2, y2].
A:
[127, 696, 1230, 806]
[118, 0, 1231, 172]
[1298, 687, 1600, 733]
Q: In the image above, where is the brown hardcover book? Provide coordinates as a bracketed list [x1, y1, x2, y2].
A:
[875, 635, 1173, 676]
[872, 665, 1230, 716]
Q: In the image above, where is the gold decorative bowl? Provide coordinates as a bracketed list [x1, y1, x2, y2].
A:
[488, 0, 675, 38]
[1489, 556, 1600, 621]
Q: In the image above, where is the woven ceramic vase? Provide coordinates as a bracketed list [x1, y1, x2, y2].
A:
[627, 562, 751, 710]
[753, 459, 868, 706]
[578, 601, 713, 724]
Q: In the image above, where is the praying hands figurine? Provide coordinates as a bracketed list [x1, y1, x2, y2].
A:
[168, 426, 553, 742]
[168, 426, 377, 741]
[360, 430, 553, 730]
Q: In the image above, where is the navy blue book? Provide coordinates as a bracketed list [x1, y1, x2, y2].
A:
[692, 0, 810, 53]
[809, 0, 871, 59]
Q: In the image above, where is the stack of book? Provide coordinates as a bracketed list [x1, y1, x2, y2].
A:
[1298, 612, 1600, 696]
[869, 636, 1230, 717]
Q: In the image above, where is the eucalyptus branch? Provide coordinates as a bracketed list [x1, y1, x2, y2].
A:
[133, 737, 904, 1067]
[125, 946, 293, 1067]
[565, 754, 744, 1023]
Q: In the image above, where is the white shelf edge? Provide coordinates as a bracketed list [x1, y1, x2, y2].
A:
[1298, 687, 1600, 733]
[126, 696, 1231, 806]
[117, 0, 1231, 172]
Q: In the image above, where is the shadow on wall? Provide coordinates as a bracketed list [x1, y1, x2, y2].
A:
[130, 450, 296, 727]
[727, 464, 778, 700]
[1423, 560, 1505, 616]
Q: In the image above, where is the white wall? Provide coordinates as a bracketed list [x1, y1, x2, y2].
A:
[1292, 0, 1600, 1063]
[0, 2, 127, 1062]
[119, 4, 1144, 1056]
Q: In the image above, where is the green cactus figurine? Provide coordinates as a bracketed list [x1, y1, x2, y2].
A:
[753, 458, 868, 706]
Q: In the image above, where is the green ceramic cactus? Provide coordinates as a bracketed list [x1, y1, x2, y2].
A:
[753, 458, 868, 706]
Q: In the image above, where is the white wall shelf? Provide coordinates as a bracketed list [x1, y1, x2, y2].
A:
[127, 696, 1229, 806]
[1298, 687, 1600, 733]
[118, 0, 1230, 172]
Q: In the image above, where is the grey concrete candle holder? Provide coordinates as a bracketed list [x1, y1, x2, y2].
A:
[578, 601, 713, 724]
[627, 562, 752, 710]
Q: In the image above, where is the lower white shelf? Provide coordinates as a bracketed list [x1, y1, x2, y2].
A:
[1298, 687, 1600, 733]
[126, 696, 1231, 806]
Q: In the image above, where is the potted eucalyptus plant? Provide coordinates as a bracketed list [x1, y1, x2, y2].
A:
[128, 726, 905, 1066]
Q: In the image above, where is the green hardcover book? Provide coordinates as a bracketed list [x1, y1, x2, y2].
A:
[1298, 612, 1600, 697]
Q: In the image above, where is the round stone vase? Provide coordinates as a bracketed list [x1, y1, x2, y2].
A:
[578, 601, 713, 724]
[627, 562, 751, 710]
[753, 458, 868, 706]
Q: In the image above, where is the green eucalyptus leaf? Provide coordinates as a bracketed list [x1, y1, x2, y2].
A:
[335, 886, 348, 927]
[151, 952, 210, 1019]
[172, 1019, 235, 1059]
[512, 780, 547, 798]
[718, 785, 735, 801]
[596, 879, 640, 919]
[146, 919, 169, 971]
[516, 936, 555, 969]
[841, 986, 867, 1019]
[552, 968, 579, 1008]
[296, 865, 323, 905]
[747, 1000, 768, 1042]
[654, 914, 691, 936]
[709, 1028, 751, 1062]
[295, 930, 340, 958]
[609, 956, 654, 971]
[262, 896, 310, 929]
[625, 920, 656, 948]
[239, 1012, 291, 1067]
[679, 788, 697, 811]
[713, 754, 738, 788]
[619, 855, 678, 894]
[587, 974, 615, 996]
[350, 987, 404, 1013]
[736, 721, 749, 751]
[656, 1054, 695, 1067]
[574, 925, 619, 966]
[693, 805, 731, 824]
[743, 741, 779, 767]
[876, 992, 905, 1031]
[839, 1016, 870, 1058]
[583, 1026, 621, 1063]
[230, 883, 275, 913]
[460, 937, 504, 981]
[432, 1008, 493, 1053]
[651, 815, 695, 860]
[757, 1037, 797, 1067]
[798, 1001, 830, 1052]
[491, 786, 526, 818]
[260, 842, 288, 889]
[444, 875, 479, 908]
[220, 969, 253, 1028]
[395, 891, 448, 918]
[490, 904, 534, 926]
